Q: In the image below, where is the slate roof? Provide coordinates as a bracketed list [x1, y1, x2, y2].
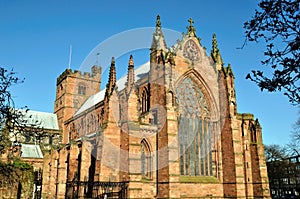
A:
[21, 110, 59, 130]
[21, 143, 43, 159]
[75, 61, 150, 116]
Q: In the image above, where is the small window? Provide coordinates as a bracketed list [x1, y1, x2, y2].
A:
[73, 100, 79, 108]
[25, 136, 31, 143]
[282, 178, 289, 185]
[141, 88, 149, 113]
[49, 136, 53, 145]
[141, 139, 151, 179]
[78, 84, 86, 95]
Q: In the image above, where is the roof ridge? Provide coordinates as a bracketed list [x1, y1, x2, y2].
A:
[74, 61, 150, 116]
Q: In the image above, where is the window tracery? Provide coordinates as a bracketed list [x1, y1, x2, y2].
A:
[176, 76, 214, 176]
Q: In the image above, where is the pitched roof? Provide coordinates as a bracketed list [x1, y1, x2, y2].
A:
[21, 143, 43, 159]
[21, 110, 59, 130]
[75, 61, 150, 116]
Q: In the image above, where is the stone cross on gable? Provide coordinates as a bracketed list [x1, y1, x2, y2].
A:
[188, 18, 194, 27]
[187, 17, 196, 37]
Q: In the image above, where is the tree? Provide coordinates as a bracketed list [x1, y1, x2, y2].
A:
[0, 68, 22, 152]
[0, 67, 40, 156]
[244, 0, 300, 104]
[264, 144, 288, 162]
[287, 111, 300, 156]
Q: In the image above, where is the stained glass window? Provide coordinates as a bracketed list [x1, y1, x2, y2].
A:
[176, 77, 213, 176]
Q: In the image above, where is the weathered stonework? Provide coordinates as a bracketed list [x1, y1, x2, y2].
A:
[42, 16, 271, 199]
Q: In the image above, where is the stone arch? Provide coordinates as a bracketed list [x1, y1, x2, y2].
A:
[174, 69, 219, 177]
[141, 138, 152, 178]
[174, 69, 218, 120]
[140, 87, 150, 113]
[249, 121, 257, 143]
[167, 90, 174, 107]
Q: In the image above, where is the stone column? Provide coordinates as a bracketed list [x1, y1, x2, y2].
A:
[56, 148, 68, 198]
[231, 118, 247, 198]
[48, 150, 59, 199]
[41, 151, 51, 199]
[166, 107, 180, 199]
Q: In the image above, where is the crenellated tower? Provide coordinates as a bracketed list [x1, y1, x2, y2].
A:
[54, 65, 101, 143]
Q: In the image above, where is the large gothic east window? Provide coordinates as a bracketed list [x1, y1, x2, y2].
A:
[176, 77, 213, 176]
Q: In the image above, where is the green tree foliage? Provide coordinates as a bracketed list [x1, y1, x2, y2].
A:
[0, 159, 34, 198]
[244, 0, 300, 104]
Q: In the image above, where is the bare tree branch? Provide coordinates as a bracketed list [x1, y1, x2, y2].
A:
[244, 0, 300, 104]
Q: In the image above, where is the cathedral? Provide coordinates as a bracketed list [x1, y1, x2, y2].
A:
[42, 16, 271, 199]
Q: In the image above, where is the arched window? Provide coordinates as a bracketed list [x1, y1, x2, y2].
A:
[87, 118, 90, 133]
[90, 115, 94, 131]
[141, 139, 151, 178]
[141, 88, 149, 113]
[78, 83, 86, 95]
[73, 100, 79, 108]
[176, 76, 215, 176]
[250, 123, 257, 143]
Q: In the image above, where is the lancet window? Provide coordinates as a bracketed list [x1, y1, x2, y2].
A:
[141, 139, 151, 178]
[141, 88, 150, 113]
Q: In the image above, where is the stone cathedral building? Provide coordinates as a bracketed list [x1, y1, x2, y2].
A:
[42, 16, 271, 199]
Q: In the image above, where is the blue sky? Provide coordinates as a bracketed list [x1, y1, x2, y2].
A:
[0, 0, 298, 146]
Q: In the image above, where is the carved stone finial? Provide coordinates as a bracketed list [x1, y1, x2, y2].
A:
[106, 56, 116, 95]
[111, 57, 115, 65]
[151, 15, 167, 51]
[188, 18, 194, 27]
[255, 118, 262, 129]
[126, 55, 135, 92]
[128, 54, 134, 66]
[211, 33, 219, 61]
[156, 15, 161, 28]
[212, 34, 218, 52]
[186, 17, 197, 37]
[211, 34, 224, 65]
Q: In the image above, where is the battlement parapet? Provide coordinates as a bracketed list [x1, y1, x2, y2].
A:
[56, 66, 102, 85]
[237, 113, 255, 121]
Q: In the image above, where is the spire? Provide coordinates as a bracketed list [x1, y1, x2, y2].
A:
[186, 18, 197, 37]
[126, 55, 135, 93]
[106, 57, 116, 97]
[151, 15, 167, 51]
[128, 54, 134, 67]
[211, 33, 224, 65]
